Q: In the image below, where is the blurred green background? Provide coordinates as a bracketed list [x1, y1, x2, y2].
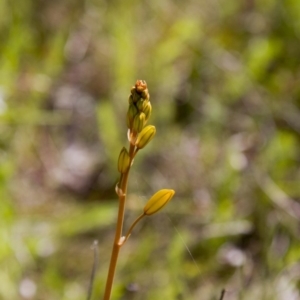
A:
[1, 0, 300, 299]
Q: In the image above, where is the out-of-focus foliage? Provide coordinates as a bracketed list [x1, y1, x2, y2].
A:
[1, 0, 300, 299]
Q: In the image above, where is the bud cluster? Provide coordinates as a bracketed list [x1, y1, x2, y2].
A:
[117, 80, 156, 176]
[127, 80, 152, 135]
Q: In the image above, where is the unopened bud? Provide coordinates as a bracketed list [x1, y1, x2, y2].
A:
[118, 147, 130, 173]
[143, 101, 152, 122]
[127, 104, 138, 129]
[135, 80, 147, 93]
[132, 112, 145, 133]
[141, 89, 150, 101]
[144, 189, 175, 215]
[128, 94, 134, 105]
[135, 125, 156, 149]
[136, 98, 146, 112]
[131, 89, 140, 103]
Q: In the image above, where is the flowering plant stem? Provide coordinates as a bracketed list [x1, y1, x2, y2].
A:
[102, 142, 135, 300]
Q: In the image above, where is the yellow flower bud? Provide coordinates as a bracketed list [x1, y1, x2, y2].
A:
[118, 147, 130, 173]
[141, 89, 150, 101]
[127, 104, 138, 129]
[143, 101, 152, 122]
[135, 125, 156, 149]
[143, 189, 175, 216]
[132, 112, 145, 133]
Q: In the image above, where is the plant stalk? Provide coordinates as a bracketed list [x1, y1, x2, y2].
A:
[102, 142, 135, 300]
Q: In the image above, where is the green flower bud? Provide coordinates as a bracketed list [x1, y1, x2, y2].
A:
[132, 112, 145, 133]
[126, 115, 130, 129]
[141, 89, 150, 101]
[135, 125, 156, 149]
[136, 98, 146, 112]
[127, 104, 138, 129]
[128, 94, 134, 105]
[118, 147, 130, 173]
[131, 89, 140, 103]
[143, 101, 152, 122]
[144, 189, 175, 215]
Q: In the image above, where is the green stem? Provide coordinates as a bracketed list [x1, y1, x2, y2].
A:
[123, 213, 145, 244]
